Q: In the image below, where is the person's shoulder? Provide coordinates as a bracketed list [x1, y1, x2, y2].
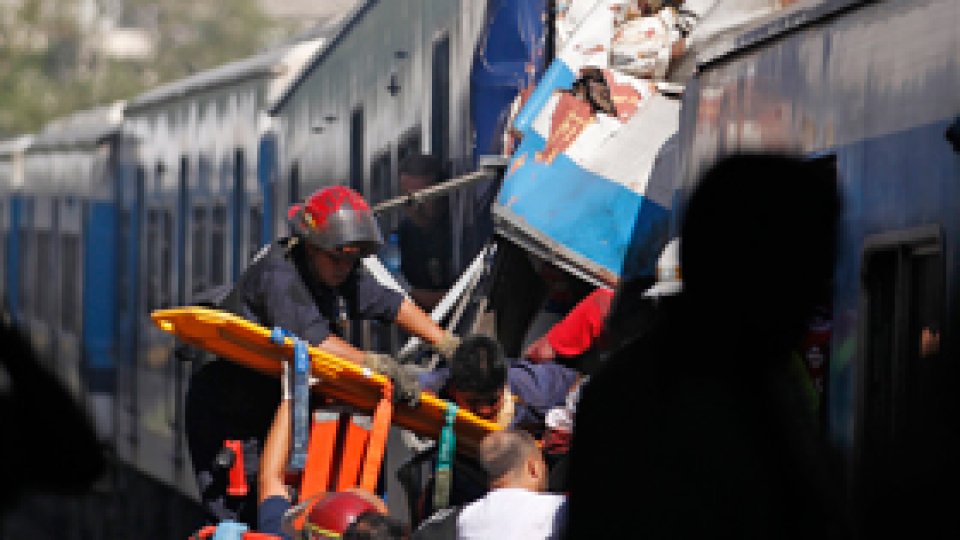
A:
[507, 358, 579, 388]
[245, 238, 299, 274]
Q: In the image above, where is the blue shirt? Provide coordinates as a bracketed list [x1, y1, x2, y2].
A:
[257, 495, 292, 539]
[418, 358, 579, 437]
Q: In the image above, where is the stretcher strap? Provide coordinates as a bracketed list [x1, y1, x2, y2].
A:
[433, 403, 458, 509]
[270, 327, 310, 473]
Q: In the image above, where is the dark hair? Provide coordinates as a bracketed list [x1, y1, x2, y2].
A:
[449, 335, 507, 395]
[342, 511, 409, 540]
[479, 429, 539, 482]
[398, 154, 443, 184]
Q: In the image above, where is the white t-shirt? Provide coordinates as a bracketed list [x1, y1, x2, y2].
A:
[456, 488, 567, 540]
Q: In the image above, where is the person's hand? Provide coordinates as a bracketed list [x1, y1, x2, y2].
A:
[433, 331, 461, 361]
[363, 352, 421, 407]
[524, 334, 556, 363]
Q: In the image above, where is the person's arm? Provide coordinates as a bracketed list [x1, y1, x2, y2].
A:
[394, 298, 446, 346]
[524, 288, 614, 362]
[316, 334, 366, 365]
[259, 399, 291, 504]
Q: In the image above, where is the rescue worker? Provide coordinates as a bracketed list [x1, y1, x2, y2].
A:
[256, 364, 409, 540]
[185, 185, 460, 528]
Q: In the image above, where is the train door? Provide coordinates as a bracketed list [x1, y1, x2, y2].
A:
[855, 225, 950, 532]
[5, 194, 21, 317]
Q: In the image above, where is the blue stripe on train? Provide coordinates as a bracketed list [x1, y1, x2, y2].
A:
[83, 201, 116, 391]
[496, 131, 669, 277]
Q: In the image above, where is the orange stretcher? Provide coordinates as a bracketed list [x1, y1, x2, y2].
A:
[151, 306, 500, 458]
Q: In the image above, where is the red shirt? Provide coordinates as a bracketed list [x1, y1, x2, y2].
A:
[546, 288, 615, 357]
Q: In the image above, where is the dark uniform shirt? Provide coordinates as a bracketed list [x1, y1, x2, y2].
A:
[185, 238, 403, 528]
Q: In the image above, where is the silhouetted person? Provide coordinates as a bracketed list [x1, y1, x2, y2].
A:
[565, 154, 848, 538]
[398, 154, 454, 311]
[0, 314, 105, 511]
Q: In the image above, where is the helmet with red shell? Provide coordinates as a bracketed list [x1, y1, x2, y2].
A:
[303, 491, 382, 539]
[288, 186, 383, 256]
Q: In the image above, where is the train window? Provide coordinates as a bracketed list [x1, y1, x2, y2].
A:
[192, 206, 208, 295]
[17, 199, 36, 320]
[248, 205, 263, 263]
[232, 148, 246, 281]
[145, 208, 174, 310]
[289, 161, 301, 205]
[145, 209, 160, 311]
[397, 129, 422, 165]
[431, 34, 450, 168]
[35, 229, 52, 319]
[160, 210, 173, 308]
[350, 107, 365, 194]
[61, 233, 80, 333]
[179, 155, 190, 304]
[858, 226, 944, 503]
[198, 155, 213, 193]
[211, 204, 226, 287]
[0, 204, 5, 294]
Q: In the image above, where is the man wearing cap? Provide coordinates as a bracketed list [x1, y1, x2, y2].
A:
[185, 185, 459, 528]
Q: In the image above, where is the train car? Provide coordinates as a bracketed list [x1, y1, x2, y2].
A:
[0, 1, 548, 535]
[11, 105, 124, 405]
[116, 37, 323, 503]
[269, 0, 545, 277]
[676, 0, 960, 533]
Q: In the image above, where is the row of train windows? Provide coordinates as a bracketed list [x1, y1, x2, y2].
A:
[142, 204, 264, 311]
[16, 229, 81, 333]
[144, 205, 233, 311]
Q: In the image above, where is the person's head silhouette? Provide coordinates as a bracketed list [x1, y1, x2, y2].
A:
[679, 154, 839, 352]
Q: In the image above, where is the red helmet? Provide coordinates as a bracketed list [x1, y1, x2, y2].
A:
[288, 186, 383, 256]
[304, 491, 382, 539]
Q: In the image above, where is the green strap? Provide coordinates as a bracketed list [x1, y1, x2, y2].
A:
[433, 402, 458, 510]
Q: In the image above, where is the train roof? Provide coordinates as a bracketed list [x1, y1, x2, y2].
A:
[30, 102, 124, 151]
[694, 0, 869, 71]
[126, 37, 324, 113]
[268, 0, 377, 115]
[0, 135, 34, 157]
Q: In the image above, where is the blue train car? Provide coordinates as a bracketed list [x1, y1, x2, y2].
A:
[0, 1, 548, 535]
[677, 0, 960, 532]
[118, 37, 322, 502]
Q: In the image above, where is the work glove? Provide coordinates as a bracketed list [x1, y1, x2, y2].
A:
[433, 331, 462, 362]
[363, 352, 422, 407]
